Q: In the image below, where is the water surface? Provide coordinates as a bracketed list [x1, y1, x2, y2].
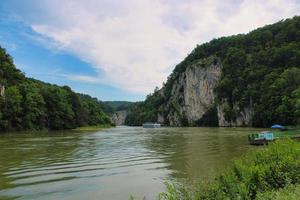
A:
[0, 126, 260, 200]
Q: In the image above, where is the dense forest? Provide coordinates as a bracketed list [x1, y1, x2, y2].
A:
[125, 88, 163, 126]
[0, 46, 112, 131]
[102, 101, 134, 115]
[126, 16, 300, 127]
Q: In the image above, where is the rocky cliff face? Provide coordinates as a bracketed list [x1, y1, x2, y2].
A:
[0, 85, 4, 97]
[217, 101, 253, 127]
[111, 110, 128, 125]
[158, 57, 253, 126]
[159, 57, 221, 126]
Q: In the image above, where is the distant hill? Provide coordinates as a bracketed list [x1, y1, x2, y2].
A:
[102, 101, 134, 126]
[125, 16, 300, 127]
[103, 101, 134, 114]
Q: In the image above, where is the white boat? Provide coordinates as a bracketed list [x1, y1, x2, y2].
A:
[142, 122, 161, 128]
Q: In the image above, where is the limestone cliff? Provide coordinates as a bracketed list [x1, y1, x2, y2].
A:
[111, 110, 128, 125]
[158, 57, 253, 127]
[159, 57, 222, 126]
[217, 101, 253, 127]
[125, 17, 300, 127]
[0, 85, 4, 97]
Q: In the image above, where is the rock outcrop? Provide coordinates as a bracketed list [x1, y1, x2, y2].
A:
[159, 57, 223, 126]
[217, 101, 253, 127]
[111, 110, 128, 125]
[158, 56, 253, 126]
[0, 85, 4, 97]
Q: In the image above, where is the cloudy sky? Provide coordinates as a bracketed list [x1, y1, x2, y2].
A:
[0, 0, 299, 101]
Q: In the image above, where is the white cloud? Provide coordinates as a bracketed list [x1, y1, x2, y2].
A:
[14, 0, 300, 94]
[63, 74, 100, 84]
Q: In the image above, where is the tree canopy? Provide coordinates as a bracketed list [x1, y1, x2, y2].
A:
[0, 46, 112, 131]
[126, 16, 300, 127]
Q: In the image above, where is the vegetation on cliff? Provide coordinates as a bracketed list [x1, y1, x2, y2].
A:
[157, 139, 300, 200]
[126, 16, 300, 127]
[125, 88, 163, 126]
[0, 46, 112, 131]
[102, 101, 134, 115]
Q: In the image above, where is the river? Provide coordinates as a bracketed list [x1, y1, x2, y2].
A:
[0, 126, 260, 200]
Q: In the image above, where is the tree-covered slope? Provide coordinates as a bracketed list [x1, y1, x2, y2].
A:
[126, 16, 300, 127]
[0, 46, 112, 131]
[102, 101, 134, 115]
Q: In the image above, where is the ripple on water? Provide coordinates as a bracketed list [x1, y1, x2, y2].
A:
[0, 126, 256, 200]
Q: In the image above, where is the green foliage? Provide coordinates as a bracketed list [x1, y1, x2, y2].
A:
[126, 16, 300, 127]
[2, 86, 23, 130]
[157, 139, 300, 200]
[158, 182, 193, 200]
[125, 89, 164, 126]
[19, 81, 47, 129]
[256, 184, 300, 200]
[0, 47, 25, 86]
[253, 67, 300, 126]
[0, 46, 112, 131]
[102, 101, 133, 114]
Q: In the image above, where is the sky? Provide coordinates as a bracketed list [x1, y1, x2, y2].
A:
[0, 0, 299, 101]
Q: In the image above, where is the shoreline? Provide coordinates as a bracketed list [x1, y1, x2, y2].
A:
[0, 124, 115, 134]
[71, 125, 115, 132]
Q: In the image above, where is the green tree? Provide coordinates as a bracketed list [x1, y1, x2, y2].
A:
[3, 86, 23, 130]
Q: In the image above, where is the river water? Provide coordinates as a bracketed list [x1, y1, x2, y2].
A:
[0, 126, 260, 200]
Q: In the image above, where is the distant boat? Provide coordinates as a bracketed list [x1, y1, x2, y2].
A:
[248, 131, 275, 145]
[142, 122, 161, 128]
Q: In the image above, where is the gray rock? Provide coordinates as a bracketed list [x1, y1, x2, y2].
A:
[158, 56, 253, 127]
[111, 110, 128, 125]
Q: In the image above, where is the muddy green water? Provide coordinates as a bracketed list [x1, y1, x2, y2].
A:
[0, 126, 260, 200]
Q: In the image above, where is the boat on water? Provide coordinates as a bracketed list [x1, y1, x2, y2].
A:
[248, 131, 275, 145]
[142, 122, 161, 128]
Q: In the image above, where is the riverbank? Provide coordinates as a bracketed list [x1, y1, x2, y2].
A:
[273, 127, 300, 138]
[72, 124, 114, 132]
[0, 124, 114, 134]
[156, 139, 300, 200]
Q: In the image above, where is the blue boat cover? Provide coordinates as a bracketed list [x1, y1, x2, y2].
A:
[271, 124, 284, 129]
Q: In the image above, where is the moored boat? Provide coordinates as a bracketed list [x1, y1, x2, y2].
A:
[248, 131, 275, 145]
[142, 122, 161, 128]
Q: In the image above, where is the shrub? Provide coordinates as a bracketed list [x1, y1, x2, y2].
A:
[157, 139, 300, 200]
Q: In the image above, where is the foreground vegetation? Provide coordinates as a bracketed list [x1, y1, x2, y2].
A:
[273, 128, 300, 138]
[126, 16, 300, 127]
[0, 46, 113, 132]
[156, 139, 300, 200]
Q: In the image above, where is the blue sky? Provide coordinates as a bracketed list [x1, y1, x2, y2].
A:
[0, 2, 141, 101]
[0, 0, 299, 101]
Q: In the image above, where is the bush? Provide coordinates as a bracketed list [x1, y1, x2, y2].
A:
[256, 184, 300, 200]
[157, 139, 300, 200]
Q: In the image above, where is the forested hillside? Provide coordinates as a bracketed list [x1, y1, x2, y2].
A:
[0, 46, 112, 131]
[126, 16, 300, 127]
[102, 101, 134, 115]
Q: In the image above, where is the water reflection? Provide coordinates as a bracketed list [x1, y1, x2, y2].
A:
[0, 132, 83, 199]
[145, 127, 255, 182]
[0, 127, 260, 200]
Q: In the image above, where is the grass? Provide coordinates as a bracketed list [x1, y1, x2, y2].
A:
[136, 139, 300, 200]
[273, 129, 300, 138]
